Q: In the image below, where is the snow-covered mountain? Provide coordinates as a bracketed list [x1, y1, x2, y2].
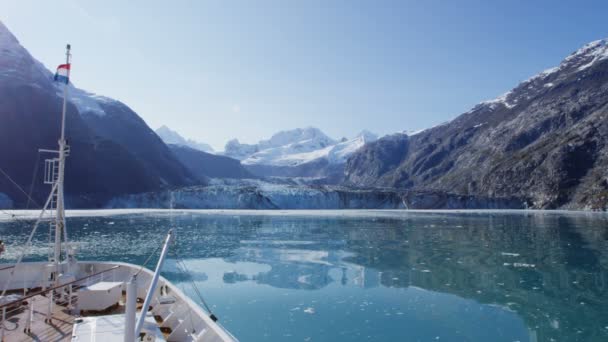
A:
[223, 127, 377, 182]
[225, 127, 377, 167]
[156, 125, 214, 153]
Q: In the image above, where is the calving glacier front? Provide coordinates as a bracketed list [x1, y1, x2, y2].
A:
[107, 179, 406, 209]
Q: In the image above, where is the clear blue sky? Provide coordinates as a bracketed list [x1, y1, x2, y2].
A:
[2, 0, 608, 150]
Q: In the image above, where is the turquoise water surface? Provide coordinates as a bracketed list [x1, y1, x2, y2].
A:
[1, 211, 607, 341]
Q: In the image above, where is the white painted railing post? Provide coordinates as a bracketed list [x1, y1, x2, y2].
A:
[124, 276, 137, 342]
[1, 307, 5, 341]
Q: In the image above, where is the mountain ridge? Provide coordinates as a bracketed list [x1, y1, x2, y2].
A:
[0, 21, 195, 207]
[344, 37, 608, 209]
[156, 125, 215, 153]
[223, 127, 377, 181]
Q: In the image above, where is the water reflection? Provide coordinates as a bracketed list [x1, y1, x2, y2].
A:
[1, 211, 608, 341]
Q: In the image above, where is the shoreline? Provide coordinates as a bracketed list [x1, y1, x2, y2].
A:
[2, 208, 607, 221]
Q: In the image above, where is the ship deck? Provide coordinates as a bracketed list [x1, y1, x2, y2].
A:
[3, 293, 75, 342]
[0, 261, 237, 342]
[2, 290, 139, 342]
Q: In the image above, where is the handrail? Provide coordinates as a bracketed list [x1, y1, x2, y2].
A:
[0, 265, 120, 310]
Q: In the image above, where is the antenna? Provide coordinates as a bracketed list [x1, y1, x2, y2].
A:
[53, 43, 72, 286]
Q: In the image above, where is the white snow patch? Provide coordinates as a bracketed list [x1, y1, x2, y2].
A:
[567, 39, 608, 71]
[481, 91, 515, 109]
[407, 121, 450, 136]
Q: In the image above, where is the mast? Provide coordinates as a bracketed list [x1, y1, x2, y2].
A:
[54, 44, 71, 283]
[133, 229, 174, 339]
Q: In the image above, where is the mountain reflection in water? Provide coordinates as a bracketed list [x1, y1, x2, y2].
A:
[1, 211, 607, 341]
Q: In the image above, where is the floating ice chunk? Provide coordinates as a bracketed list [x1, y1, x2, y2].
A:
[303, 307, 315, 314]
[504, 262, 535, 268]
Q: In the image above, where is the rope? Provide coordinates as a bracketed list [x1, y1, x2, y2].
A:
[133, 237, 165, 277]
[25, 153, 41, 209]
[1, 182, 57, 296]
[171, 245, 215, 316]
[0, 165, 41, 208]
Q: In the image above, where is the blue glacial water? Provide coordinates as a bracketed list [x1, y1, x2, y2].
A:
[1, 210, 608, 342]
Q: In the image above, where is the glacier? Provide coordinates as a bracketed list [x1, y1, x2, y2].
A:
[105, 179, 525, 210]
[106, 179, 406, 209]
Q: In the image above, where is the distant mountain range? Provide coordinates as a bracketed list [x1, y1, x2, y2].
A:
[4, 18, 608, 210]
[345, 38, 608, 209]
[222, 127, 377, 182]
[0, 21, 378, 208]
[157, 125, 379, 183]
[155, 125, 215, 153]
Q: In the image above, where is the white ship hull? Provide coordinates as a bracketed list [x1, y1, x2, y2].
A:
[0, 260, 237, 341]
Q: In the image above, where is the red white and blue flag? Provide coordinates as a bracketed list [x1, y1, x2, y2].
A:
[54, 64, 70, 84]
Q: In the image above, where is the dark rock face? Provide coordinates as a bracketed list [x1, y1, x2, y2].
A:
[79, 101, 193, 188]
[168, 144, 252, 181]
[0, 81, 163, 208]
[344, 134, 410, 187]
[401, 190, 525, 209]
[345, 40, 608, 209]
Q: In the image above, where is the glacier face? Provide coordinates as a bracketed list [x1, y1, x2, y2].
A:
[106, 179, 406, 209]
[106, 179, 525, 210]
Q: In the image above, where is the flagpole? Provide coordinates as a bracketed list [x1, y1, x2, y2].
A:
[54, 44, 71, 286]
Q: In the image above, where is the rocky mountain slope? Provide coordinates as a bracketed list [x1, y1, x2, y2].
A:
[156, 125, 214, 153]
[0, 21, 194, 207]
[345, 38, 608, 209]
[225, 127, 377, 182]
[168, 144, 253, 181]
